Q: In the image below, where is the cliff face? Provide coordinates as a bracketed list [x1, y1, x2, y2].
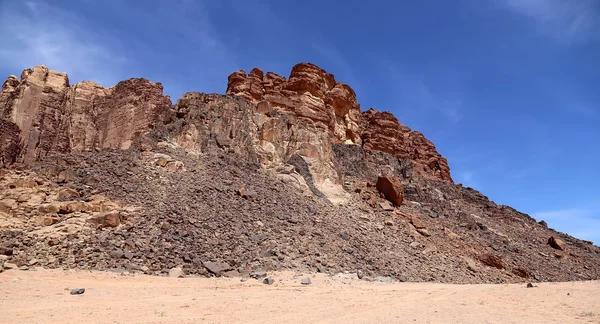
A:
[0, 65, 171, 165]
[360, 108, 452, 182]
[1, 63, 451, 194]
[1, 63, 599, 284]
[223, 63, 452, 194]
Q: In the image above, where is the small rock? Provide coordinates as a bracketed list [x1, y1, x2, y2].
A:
[512, 267, 530, 278]
[538, 220, 548, 227]
[533, 274, 541, 281]
[58, 188, 80, 200]
[140, 266, 149, 273]
[204, 261, 232, 276]
[42, 216, 60, 226]
[410, 217, 426, 230]
[0, 255, 8, 261]
[88, 211, 121, 228]
[240, 275, 249, 282]
[250, 270, 268, 279]
[3, 262, 18, 270]
[409, 241, 420, 249]
[222, 270, 240, 278]
[397, 275, 408, 282]
[479, 254, 504, 269]
[169, 267, 185, 278]
[123, 252, 134, 260]
[359, 215, 370, 222]
[357, 269, 364, 279]
[374, 276, 393, 283]
[263, 277, 274, 285]
[301, 277, 312, 285]
[0, 246, 13, 256]
[237, 188, 257, 200]
[28, 259, 39, 266]
[70, 288, 85, 295]
[19, 265, 29, 271]
[526, 282, 536, 288]
[385, 219, 395, 226]
[548, 237, 566, 251]
[0, 199, 17, 213]
[379, 201, 394, 211]
[416, 229, 431, 237]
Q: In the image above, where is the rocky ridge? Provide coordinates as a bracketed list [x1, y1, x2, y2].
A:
[1, 63, 599, 283]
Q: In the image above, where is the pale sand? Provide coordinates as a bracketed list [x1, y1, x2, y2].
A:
[1, 269, 599, 324]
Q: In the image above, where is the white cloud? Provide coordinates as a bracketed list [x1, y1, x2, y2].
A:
[494, 0, 599, 45]
[0, 1, 127, 87]
[533, 208, 600, 244]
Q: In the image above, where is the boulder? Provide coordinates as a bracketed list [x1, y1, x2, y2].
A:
[203, 261, 233, 276]
[548, 237, 567, 251]
[376, 176, 404, 206]
[87, 211, 122, 228]
[479, 253, 504, 269]
[169, 267, 185, 278]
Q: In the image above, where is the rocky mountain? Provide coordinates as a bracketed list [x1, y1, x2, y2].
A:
[1, 63, 598, 283]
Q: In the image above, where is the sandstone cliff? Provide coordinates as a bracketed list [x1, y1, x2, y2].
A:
[225, 63, 452, 184]
[1, 63, 599, 284]
[1, 63, 451, 198]
[0, 65, 171, 165]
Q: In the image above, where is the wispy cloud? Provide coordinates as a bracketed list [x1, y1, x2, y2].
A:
[493, 0, 600, 45]
[533, 207, 600, 244]
[0, 1, 127, 87]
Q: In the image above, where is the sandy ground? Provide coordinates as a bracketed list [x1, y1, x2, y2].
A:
[1, 268, 599, 324]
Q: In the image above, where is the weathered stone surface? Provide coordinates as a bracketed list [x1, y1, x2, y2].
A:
[360, 108, 452, 182]
[0, 65, 171, 165]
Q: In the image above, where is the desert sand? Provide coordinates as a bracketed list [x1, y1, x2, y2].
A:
[1, 268, 599, 324]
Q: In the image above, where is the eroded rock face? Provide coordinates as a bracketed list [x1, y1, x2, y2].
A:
[360, 108, 452, 182]
[1, 62, 451, 204]
[227, 63, 451, 183]
[0, 65, 171, 164]
[167, 92, 347, 203]
[226, 62, 362, 145]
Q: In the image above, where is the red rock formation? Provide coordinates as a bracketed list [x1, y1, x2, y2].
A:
[1, 62, 452, 187]
[226, 62, 362, 145]
[0, 65, 171, 164]
[360, 108, 452, 182]
[227, 63, 452, 183]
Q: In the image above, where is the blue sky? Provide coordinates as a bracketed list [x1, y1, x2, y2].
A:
[1, 0, 599, 243]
